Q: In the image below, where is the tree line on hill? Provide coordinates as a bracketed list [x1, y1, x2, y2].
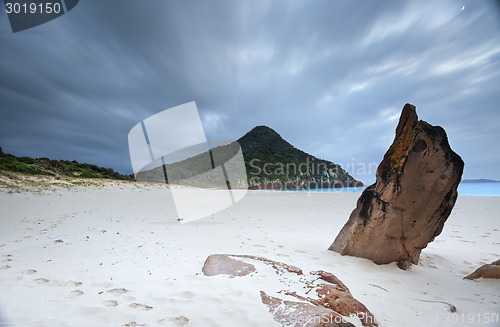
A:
[0, 146, 134, 181]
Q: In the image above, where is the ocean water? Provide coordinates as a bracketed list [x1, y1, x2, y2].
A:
[457, 182, 500, 196]
[276, 182, 500, 196]
[280, 187, 366, 194]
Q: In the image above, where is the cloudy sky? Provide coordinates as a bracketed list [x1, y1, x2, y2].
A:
[1, 0, 499, 184]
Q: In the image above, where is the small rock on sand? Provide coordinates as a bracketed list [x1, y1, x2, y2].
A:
[202, 254, 256, 277]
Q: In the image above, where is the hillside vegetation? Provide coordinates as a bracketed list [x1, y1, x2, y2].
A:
[0, 147, 134, 181]
[237, 126, 362, 189]
[0, 126, 362, 190]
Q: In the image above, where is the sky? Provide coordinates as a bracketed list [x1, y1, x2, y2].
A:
[1, 0, 499, 184]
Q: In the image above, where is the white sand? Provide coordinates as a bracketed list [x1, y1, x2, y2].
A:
[0, 182, 499, 326]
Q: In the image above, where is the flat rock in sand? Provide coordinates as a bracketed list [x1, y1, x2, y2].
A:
[202, 254, 256, 277]
[203, 254, 378, 326]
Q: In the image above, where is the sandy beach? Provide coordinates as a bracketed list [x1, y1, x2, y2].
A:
[0, 182, 499, 326]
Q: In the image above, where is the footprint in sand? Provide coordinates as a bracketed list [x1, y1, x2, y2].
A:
[107, 288, 130, 295]
[123, 322, 146, 327]
[102, 300, 118, 307]
[129, 303, 153, 311]
[34, 278, 50, 284]
[0, 265, 11, 270]
[24, 269, 37, 274]
[157, 316, 189, 326]
[70, 290, 84, 297]
[66, 280, 83, 287]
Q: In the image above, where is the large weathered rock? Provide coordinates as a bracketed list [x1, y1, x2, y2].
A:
[329, 104, 464, 269]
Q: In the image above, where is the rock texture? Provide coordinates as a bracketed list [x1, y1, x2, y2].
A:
[309, 271, 377, 327]
[464, 259, 500, 280]
[260, 291, 354, 327]
[283, 270, 378, 327]
[202, 254, 378, 326]
[202, 254, 256, 277]
[329, 104, 464, 269]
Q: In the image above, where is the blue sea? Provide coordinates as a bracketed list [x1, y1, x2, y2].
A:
[276, 182, 500, 196]
[457, 182, 500, 196]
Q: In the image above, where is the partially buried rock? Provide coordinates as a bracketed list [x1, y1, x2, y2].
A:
[202, 254, 256, 277]
[309, 271, 377, 327]
[464, 259, 500, 280]
[329, 104, 464, 270]
[260, 291, 355, 327]
[203, 254, 378, 326]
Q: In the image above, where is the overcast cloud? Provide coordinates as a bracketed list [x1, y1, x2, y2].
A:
[1, 0, 499, 183]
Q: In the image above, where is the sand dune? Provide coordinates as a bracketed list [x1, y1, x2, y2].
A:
[0, 182, 499, 326]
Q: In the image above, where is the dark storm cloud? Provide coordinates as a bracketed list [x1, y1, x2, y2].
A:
[1, 0, 499, 182]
